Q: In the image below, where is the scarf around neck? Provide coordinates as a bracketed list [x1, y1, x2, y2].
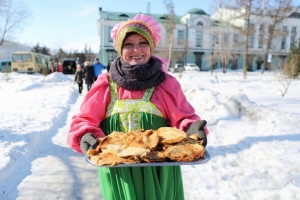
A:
[109, 57, 165, 91]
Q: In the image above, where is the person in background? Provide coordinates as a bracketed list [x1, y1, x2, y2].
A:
[67, 14, 208, 200]
[106, 62, 111, 73]
[57, 62, 63, 72]
[74, 64, 83, 94]
[52, 62, 58, 73]
[83, 60, 94, 91]
[76, 57, 80, 65]
[92, 58, 104, 81]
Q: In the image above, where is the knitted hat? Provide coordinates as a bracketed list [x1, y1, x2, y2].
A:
[111, 14, 161, 55]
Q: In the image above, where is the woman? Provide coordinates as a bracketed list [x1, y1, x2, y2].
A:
[74, 64, 83, 94]
[83, 60, 94, 91]
[67, 14, 209, 200]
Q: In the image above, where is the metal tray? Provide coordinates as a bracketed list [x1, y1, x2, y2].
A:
[85, 151, 210, 168]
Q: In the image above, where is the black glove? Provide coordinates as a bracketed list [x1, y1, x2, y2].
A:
[187, 120, 207, 147]
[80, 133, 98, 154]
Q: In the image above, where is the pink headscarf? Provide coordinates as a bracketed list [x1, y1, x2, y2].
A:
[111, 14, 168, 73]
[111, 14, 161, 55]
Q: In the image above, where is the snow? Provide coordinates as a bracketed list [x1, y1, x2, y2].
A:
[0, 70, 300, 200]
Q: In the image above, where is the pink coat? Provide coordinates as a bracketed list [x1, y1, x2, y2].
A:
[67, 73, 208, 153]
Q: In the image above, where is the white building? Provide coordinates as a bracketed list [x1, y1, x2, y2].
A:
[0, 40, 31, 61]
[96, 7, 300, 71]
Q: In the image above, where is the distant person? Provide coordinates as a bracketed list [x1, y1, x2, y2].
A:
[76, 57, 80, 65]
[92, 58, 104, 80]
[106, 62, 111, 73]
[58, 62, 63, 72]
[83, 60, 94, 91]
[68, 63, 73, 74]
[74, 64, 84, 94]
[52, 62, 58, 73]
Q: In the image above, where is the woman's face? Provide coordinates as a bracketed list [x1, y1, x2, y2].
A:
[121, 33, 151, 65]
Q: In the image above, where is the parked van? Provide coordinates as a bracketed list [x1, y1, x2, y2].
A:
[0, 60, 12, 72]
[61, 58, 76, 74]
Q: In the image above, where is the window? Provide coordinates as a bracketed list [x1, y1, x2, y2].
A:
[108, 51, 118, 63]
[119, 14, 129, 17]
[108, 27, 113, 42]
[283, 26, 287, 32]
[197, 21, 203, 26]
[292, 27, 297, 33]
[196, 31, 202, 47]
[259, 24, 264, 31]
[213, 35, 219, 45]
[223, 33, 228, 43]
[258, 34, 263, 48]
[177, 30, 184, 45]
[248, 34, 254, 48]
[233, 34, 238, 43]
[281, 36, 286, 49]
[290, 36, 296, 49]
[12, 53, 32, 62]
[289, 12, 300, 18]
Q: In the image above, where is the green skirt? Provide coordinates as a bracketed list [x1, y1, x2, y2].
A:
[99, 166, 184, 200]
[100, 114, 185, 200]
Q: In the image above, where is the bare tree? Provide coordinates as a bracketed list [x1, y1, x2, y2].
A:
[261, 0, 294, 74]
[274, 39, 299, 97]
[0, 0, 31, 45]
[274, 69, 291, 97]
[211, 0, 263, 78]
[163, 0, 176, 69]
[234, 0, 265, 79]
[210, 11, 234, 73]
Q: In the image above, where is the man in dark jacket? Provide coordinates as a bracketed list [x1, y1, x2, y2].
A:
[83, 60, 94, 91]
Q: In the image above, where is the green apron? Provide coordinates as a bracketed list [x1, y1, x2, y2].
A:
[98, 78, 185, 200]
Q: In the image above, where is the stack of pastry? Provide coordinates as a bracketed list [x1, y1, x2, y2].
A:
[87, 127, 206, 166]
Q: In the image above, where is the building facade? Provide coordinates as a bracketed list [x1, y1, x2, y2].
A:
[97, 7, 300, 71]
[0, 40, 31, 61]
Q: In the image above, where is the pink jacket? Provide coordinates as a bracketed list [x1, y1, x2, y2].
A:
[67, 73, 208, 153]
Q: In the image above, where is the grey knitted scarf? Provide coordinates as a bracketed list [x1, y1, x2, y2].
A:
[109, 56, 165, 91]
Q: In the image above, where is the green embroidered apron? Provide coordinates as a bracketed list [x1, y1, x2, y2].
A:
[98, 78, 184, 200]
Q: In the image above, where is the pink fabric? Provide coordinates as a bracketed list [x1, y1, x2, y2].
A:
[67, 73, 208, 153]
[153, 55, 169, 73]
[111, 14, 161, 52]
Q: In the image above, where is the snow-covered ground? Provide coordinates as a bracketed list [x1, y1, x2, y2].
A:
[0, 70, 299, 200]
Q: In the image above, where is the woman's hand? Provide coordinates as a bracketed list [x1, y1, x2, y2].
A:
[80, 134, 98, 154]
[187, 120, 207, 147]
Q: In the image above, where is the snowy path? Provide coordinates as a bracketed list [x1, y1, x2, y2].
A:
[1, 82, 103, 200]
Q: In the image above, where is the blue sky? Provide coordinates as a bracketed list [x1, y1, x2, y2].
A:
[14, 0, 213, 53]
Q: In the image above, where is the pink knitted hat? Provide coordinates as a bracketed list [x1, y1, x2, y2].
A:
[111, 14, 161, 55]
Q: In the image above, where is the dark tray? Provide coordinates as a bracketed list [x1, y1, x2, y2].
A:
[85, 151, 210, 168]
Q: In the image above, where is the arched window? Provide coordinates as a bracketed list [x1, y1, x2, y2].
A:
[119, 14, 129, 17]
[289, 12, 300, 19]
[197, 21, 203, 26]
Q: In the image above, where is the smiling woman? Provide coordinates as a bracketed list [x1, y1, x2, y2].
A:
[67, 13, 208, 200]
